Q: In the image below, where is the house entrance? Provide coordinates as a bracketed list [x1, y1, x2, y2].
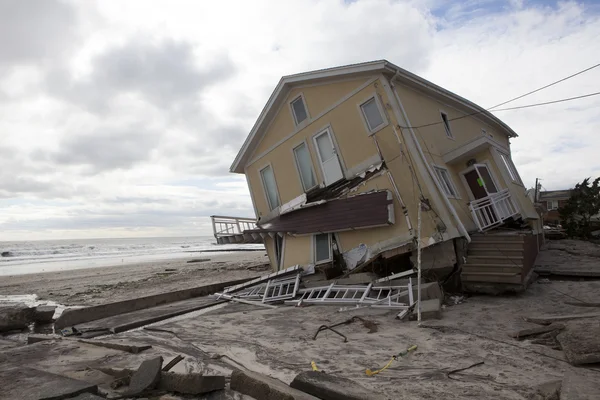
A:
[463, 164, 498, 200]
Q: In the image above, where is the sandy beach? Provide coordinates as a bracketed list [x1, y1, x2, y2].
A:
[0, 251, 269, 307]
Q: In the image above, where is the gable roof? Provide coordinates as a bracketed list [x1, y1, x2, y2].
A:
[230, 59, 518, 173]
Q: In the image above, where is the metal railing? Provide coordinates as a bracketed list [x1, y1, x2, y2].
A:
[210, 215, 257, 238]
[469, 188, 520, 232]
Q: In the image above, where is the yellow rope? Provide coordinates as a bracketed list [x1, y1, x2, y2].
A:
[365, 345, 418, 376]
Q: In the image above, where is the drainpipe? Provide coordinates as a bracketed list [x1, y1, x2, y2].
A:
[385, 72, 471, 243]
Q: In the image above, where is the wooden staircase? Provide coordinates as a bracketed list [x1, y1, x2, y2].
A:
[461, 233, 539, 288]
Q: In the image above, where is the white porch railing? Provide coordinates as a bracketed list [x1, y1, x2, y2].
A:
[469, 188, 520, 232]
[210, 215, 257, 238]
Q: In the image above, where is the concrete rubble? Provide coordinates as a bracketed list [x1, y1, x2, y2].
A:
[290, 371, 386, 400]
[556, 318, 600, 365]
[230, 369, 319, 400]
[34, 305, 57, 323]
[0, 367, 99, 400]
[0, 303, 35, 332]
[126, 356, 163, 396]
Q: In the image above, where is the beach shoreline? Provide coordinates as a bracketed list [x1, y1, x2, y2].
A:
[0, 250, 269, 307]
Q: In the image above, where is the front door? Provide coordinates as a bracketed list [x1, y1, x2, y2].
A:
[314, 129, 343, 186]
[464, 164, 498, 200]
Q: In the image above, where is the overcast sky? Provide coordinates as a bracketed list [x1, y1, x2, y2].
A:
[1, 0, 599, 241]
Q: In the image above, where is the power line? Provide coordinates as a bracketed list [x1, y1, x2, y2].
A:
[400, 61, 600, 130]
[401, 90, 600, 130]
[487, 62, 600, 110]
[490, 91, 600, 111]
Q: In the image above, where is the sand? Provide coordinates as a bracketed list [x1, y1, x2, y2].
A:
[0, 251, 269, 306]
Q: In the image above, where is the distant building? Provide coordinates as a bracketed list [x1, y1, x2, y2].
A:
[539, 190, 572, 225]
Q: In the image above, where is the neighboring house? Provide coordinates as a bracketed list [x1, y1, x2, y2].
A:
[213, 60, 541, 288]
[538, 190, 572, 225]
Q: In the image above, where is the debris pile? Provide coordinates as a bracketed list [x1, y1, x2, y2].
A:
[214, 265, 443, 320]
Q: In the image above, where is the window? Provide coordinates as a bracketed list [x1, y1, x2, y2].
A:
[360, 97, 386, 133]
[314, 233, 331, 264]
[291, 96, 308, 125]
[547, 200, 559, 210]
[293, 142, 317, 191]
[498, 152, 523, 185]
[441, 112, 453, 138]
[433, 166, 458, 198]
[260, 165, 280, 210]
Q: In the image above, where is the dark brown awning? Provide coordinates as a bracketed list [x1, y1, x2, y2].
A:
[246, 190, 394, 235]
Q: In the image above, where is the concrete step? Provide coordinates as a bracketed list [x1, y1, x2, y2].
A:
[468, 241, 524, 250]
[470, 236, 524, 243]
[468, 248, 524, 257]
[466, 255, 524, 265]
[461, 271, 522, 284]
[462, 264, 522, 274]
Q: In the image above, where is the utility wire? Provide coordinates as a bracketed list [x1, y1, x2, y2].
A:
[490, 91, 600, 112]
[487, 62, 600, 110]
[400, 61, 600, 130]
[401, 90, 600, 129]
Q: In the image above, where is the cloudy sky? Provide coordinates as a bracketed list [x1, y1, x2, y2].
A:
[1, 0, 599, 241]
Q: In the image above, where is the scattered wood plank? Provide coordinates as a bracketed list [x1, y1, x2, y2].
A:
[162, 355, 184, 372]
[187, 258, 211, 263]
[79, 340, 151, 354]
[564, 301, 600, 308]
[508, 323, 565, 340]
[523, 312, 600, 325]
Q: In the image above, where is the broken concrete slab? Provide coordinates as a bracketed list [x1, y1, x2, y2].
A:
[126, 356, 163, 396]
[290, 371, 386, 400]
[230, 369, 319, 400]
[68, 394, 105, 400]
[28, 334, 61, 344]
[0, 367, 98, 400]
[561, 370, 600, 400]
[78, 339, 151, 354]
[159, 372, 225, 394]
[0, 303, 35, 332]
[524, 312, 600, 325]
[529, 379, 561, 400]
[557, 318, 600, 365]
[55, 276, 253, 329]
[34, 305, 57, 323]
[508, 323, 565, 340]
[410, 298, 441, 321]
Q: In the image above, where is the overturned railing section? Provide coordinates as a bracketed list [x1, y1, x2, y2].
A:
[210, 215, 262, 244]
[470, 188, 520, 232]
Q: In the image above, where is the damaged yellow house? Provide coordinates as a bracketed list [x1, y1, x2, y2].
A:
[213, 60, 542, 289]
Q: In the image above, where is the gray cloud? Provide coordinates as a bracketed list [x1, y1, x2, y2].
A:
[0, 0, 77, 67]
[47, 39, 235, 112]
[48, 125, 163, 173]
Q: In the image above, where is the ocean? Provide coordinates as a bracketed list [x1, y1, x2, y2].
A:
[0, 236, 264, 276]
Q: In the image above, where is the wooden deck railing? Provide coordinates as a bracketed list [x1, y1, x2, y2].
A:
[210, 215, 257, 238]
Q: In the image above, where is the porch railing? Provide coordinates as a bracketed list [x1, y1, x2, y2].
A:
[210, 215, 257, 238]
[469, 188, 520, 232]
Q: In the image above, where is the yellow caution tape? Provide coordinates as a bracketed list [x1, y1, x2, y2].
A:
[365, 345, 418, 377]
[311, 361, 319, 371]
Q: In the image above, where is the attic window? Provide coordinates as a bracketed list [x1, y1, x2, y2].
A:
[291, 95, 308, 126]
[441, 112, 453, 138]
[360, 97, 387, 134]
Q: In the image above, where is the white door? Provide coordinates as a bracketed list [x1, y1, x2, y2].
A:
[314, 129, 343, 186]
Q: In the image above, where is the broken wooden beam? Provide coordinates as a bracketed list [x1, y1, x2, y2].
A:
[508, 323, 565, 340]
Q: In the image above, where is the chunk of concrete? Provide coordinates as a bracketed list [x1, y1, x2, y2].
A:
[561, 370, 600, 400]
[557, 318, 600, 365]
[410, 298, 441, 320]
[126, 356, 163, 396]
[290, 371, 386, 400]
[159, 372, 225, 394]
[28, 333, 61, 344]
[0, 303, 35, 332]
[230, 369, 319, 400]
[529, 380, 561, 400]
[34, 305, 57, 323]
[79, 339, 151, 354]
[0, 367, 98, 400]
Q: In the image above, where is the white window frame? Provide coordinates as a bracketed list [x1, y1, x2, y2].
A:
[433, 165, 459, 199]
[498, 151, 524, 186]
[547, 200, 559, 210]
[358, 95, 388, 135]
[292, 141, 318, 192]
[289, 93, 310, 127]
[313, 233, 332, 265]
[440, 111, 454, 139]
[259, 163, 280, 211]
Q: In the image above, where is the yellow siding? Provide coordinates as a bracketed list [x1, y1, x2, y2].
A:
[282, 235, 312, 267]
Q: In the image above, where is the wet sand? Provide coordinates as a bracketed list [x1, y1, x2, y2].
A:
[0, 251, 269, 306]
